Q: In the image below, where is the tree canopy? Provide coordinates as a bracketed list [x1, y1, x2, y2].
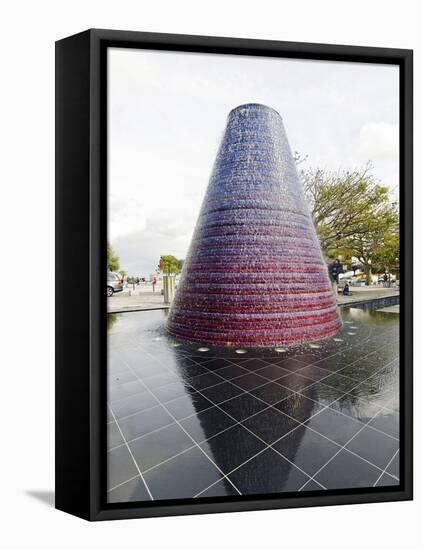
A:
[107, 242, 120, 272]
[159, 255, 182, 275]
[298, 163, 399, 284]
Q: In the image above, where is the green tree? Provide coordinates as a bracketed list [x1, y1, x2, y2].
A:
[107, 242, 120, 272]
[159, 255, 181, 275]
[119, 270, 127, 280]
[299, 163, 399, 284]
[344, 206, 398, 285]
[371, 217, 400, 285]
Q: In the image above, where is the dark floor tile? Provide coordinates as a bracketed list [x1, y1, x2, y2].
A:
[172, 355, 197, 367]
[196, 478, 239, 498]
[375, 473, 400, 487]
[188, 372, 223, 390]
[314, 450, 381, 489]
[350, 369, 399, 402]
[180, 406, 235, 443]
[189, 354, 216, 364]
[118, 405, 174, 441]
[129, 423, 194, 472]
[143, 447, 224, 499]
[228, 448, 309, 495]
[320, 373, 360, 393]
[346, 427, 399, 469]
[314, 354, 351, 372]
[201, 381, 245, 404]
[242, 408, 300, 444]
[250, 382, 293, 405]
[213, 364, 250, 380]
[273, 426, 340, 476]
[299, 381, 346, 405]
[329, 395, 383, 423]
[368, 410, 399, 438]
[276, 373, 315, 392]
[255, 364, 292, 381]
[165, 393, 213, 420]
[387, 451, 399, 478]
[107, 308, 400, 497]
[200, 358, 234, 371]
[200, 424, 266, 473]
[108, 354, 129, 374]
[305, 408, 364, 446]
[300, 479, 325, 492]
[108, 476, 151, 503]
[109, 379, 147, 401]
[177, 363, 209, 378]
[232, 372, 269, 391]
[154, 381, 193, 403]
[296, 365, 332, 382]
[239, 358, 271, 372]
[292, 352, 324, 365]
[132, 363, 169, 380]
[109, 391, 158, 419]
[108, 422, 124, 450]
[386, 394, 400, 412]
[274, 394, 324, 422]
[274, 358, 308, 372]
[108, 370, 138, 385]
[336, 358, 382, 381]
[108, 445, 139, 489]
[142, 371, 178, 389]
[219, 393, 268, 421]
[221, 356, 253, 364]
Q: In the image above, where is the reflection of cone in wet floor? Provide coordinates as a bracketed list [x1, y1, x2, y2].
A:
[167, 103, 342, 346]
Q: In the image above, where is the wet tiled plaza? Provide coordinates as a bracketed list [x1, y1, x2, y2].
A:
[107, 306, 400, 503]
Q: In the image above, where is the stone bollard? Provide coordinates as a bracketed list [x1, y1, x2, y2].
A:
[163, 275, 175, 304]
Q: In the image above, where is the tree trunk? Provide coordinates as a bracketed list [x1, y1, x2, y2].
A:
[364, 265, 372, 286]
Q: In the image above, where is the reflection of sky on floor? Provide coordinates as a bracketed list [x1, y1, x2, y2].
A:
[107, 306, 399, 503]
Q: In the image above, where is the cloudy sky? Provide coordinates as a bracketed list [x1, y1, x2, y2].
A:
[108, 48, 399, 276]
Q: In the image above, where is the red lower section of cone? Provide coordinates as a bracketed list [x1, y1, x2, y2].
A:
[167, 303, 342, 347]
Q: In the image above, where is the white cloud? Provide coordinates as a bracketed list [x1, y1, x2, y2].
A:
[357, 122, 399, 160]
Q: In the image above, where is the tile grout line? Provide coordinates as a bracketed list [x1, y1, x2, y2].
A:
[108, 327, 399, 497]
[148, 347, 400, 481]
[373, 448, 400, 487]
[108, 473, 141, 493]
[108, 361, 399, 443]
[108, 420, 176, 453]
[108, 405, 154, 501]
[111, 347, 399, 486]
[194, 355, 401, 496]
[117, 355, 243, 497]
[139, 348, 326, 490]
[115, 333, 398, 417]
[107, 360, 398, 439]
[296, 387, 400, 490]
[195, 352, 400, 442]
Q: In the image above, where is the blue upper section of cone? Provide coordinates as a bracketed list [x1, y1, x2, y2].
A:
[229, 103, 282, 119]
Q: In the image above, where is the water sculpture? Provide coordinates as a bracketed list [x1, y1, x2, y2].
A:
[167, 103, 342, 346]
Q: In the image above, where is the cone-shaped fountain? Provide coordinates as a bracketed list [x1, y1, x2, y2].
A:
[167, 103, 342, 346]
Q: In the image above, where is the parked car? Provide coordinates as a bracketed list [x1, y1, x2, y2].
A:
[107, 272, 123, 297]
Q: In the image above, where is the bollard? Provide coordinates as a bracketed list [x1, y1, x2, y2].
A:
[163, 274, 175, 304]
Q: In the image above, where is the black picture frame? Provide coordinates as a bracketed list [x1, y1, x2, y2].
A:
[55, 28, 413, 521]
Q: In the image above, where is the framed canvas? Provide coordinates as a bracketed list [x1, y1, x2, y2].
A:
[55, 29, 413, 521]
